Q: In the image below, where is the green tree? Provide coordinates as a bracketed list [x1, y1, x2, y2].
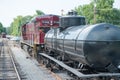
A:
[8, 10, 45, 36]
[0, 22, 5, 34]
[21, 15, 32, 24]
[7, 15, 33, 36]
[75, 3, 93, 24]
[36, 10, 45, 15]
[6, 26, 11, 35]
[75, 0, 120, 25]
[96, 0, 114, 9]
[10, 16, 22, 36]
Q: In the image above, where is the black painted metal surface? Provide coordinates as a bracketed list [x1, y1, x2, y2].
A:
[45, 23, 120, 72]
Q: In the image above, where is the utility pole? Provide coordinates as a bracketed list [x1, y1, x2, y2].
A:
[94, 0, 97, 24]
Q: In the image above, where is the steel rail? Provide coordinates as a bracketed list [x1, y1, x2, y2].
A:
[8, 43, 21, 80]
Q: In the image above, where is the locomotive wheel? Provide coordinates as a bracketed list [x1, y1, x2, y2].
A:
[38, 55, 44, 64]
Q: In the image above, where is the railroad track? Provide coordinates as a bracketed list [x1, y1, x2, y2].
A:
[0, 39, 21, 80]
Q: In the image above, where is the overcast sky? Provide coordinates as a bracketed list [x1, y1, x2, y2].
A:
[0, 0, 120, 27]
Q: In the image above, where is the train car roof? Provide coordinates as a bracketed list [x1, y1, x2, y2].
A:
[36, 14, 60, 20]
[29, 14, 60, 22]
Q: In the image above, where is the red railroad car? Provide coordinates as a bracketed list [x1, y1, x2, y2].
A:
[20, 14, 59, 57]
[1, 32, 6, 38]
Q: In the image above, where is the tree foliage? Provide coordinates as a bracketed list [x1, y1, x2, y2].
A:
[36, 10, 45, 15]
[0, 22, 5, 34]
[7, 10, 44, 36]
[75, 0, 120, 25]
[7, 15, 32, 36]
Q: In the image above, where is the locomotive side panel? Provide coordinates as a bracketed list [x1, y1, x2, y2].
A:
[21, 14, 60, 57]
[21, 24, 27, 40]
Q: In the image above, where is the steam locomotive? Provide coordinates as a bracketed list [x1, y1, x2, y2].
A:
[21, 12, 120, 78]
